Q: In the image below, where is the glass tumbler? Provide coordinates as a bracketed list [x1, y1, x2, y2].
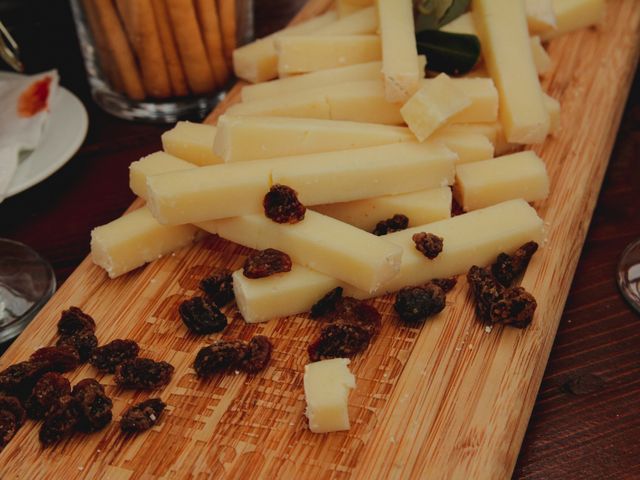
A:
[70, 0, 253, 123]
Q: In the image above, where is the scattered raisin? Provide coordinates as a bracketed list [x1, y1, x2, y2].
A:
[488, 287, 537, 328]
[412, 232, 444, 259]
[309, 287, 344, 319]
[431, 277, 458, 293]
[179, 297, 228, 335]
[0, 395, 25, 427]
[491, 241, 539, 287]
[90, 339, 140, 373]
[193, 341, 248, 378]
[39, 395, 80, 447]
[199, 271, 235, 307]
[72, 379, 113, 433]
[243, 248, 292, 279]
[263, 184, 306, 224]
[332, 297, 381, 337]
[372, 214, 409, 236]
[56, 330, 98, 363]
[114, 358, 174, 390]
[394, 285, 446, 325]
[120, 398, 166, 434]
[57, 307, 96, 336]
[0, 361, 50, 398]
[467, 266, 503, 321]
[308, 323, 371, 362]
[0, 410, 17, 449]
[25, 372, 71, 420]
[30, 346, 80, 373]
[239, 336, 272, 374]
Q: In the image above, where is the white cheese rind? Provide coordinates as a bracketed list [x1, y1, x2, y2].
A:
[161, 122, 222, 166]
[541, 0, 605, 41]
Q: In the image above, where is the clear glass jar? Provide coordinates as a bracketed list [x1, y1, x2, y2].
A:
[70, 0, 253, 123]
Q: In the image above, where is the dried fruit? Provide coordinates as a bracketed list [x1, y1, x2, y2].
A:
[394, 285, 446, 324]
[114, 358, 174, 390]
[57, 307, 96, 336]
[0, 395, 25, 427]
[263, 184, 306, 224]
[491, 241, 539, 287]
[179, 297, 228, 335]
[56, 330, 98, 363]
[0, 410, 18, 449]
[193, 341, 248, 378]
[310, 287, 344, 319]
[72, 379, 113, 433]
[239, 336, 272, 374]
[431, 277, 458, 293]
[120, 398, 166, 434]
[200, 271, 235, 307]
[90, 339, 140, 373]
[39, 395, 80, 447]
[0, 361, 50, 398]
[30, 346, 80, 373]
[25, 372, 71, 420]
[332, 297, 382, 337]
[488, 287, 537, 328]
[412, 232, 444, 259]
[308, 323, 371, 362]
[467, 266, 504, 322]
[243, 248, 292, 279]
[372, 214, 409, 236]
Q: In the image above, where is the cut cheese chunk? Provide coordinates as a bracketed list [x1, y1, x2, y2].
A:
[271, 143, 456, 206]
[428, 131, 495, 164]
[440, 123, 500, 146]
[473, 0, 550, 144]
[91, 206, 200, 278]
[530, 36, 552, 75]
[541, 0, 605, 40]
[454, 151, 550, 211]
[304, 359, 355, 434]
[377, 0, 420, 102]
[232, 11, 337, 83]
[543, 93, 561, 133]
[130, 152, 194, 199]
[337, 0, 373, 17]
[161, 122, 222, 166]
[214, 115, 414, 162]
[314, 6, 378, 35]
[525, 0, 558, 33]
[313, 187, 452, 231]
[199, 210, 403, 294]
[402, 74, 472, 141]
[444, 78, 499, 124]
[275, 35, 381, 76]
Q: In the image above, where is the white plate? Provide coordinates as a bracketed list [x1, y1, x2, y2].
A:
[0, 71, 89, 198]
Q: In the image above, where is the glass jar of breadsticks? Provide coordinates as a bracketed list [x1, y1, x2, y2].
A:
[70, 0, 253, 122]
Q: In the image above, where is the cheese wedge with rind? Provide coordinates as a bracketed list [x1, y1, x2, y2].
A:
[161, 122, 222, 166]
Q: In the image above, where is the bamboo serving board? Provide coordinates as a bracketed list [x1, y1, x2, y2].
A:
[1, 1, 639, 478]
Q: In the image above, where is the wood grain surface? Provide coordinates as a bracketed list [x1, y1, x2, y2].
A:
[0, 0, 638, 479]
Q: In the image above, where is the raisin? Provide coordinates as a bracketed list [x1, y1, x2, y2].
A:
[488, 287, 537, 328]
[57, 306, 96, 336]
[193, 341, 248, 378]
[199, 271, 235, 307]
[491, 241, 539, 287]
[179, 297, 228, 335]
[332, 297, 382, 337]
[372, 214, 409, 236]
[239, 336, 272, 374]
[90, 339, 140, 373]
[39, 395, 81, 447]
[308, 323, 371, 362]
[263, 184, 306, 224]
[30, 346, 80, 373]
[467, 265, 504, 322]
[72, 379, 113, 433]
[25, 372, 71, 420]
[394, 285, 446, 325]
[120, 398, 166, 434]
[0, 361, 50, 398]
[310, 287, 344, 319]
[114, 358, 174, 390]
[412, 232, 444, 259]
[0, 410, 17, 449]
[431, 277, 458, 293]
[243, 248, 292, 279]
[0, 395, 25, 427]
[56, 330, 98, 363]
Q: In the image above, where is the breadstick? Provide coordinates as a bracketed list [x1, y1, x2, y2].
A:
[217, 0, 236, 66]
[90, 0, 145, 100]
[115, 0, 172, 98]
[165, 0, 217, 94]
[195, 0, 230, 86]
[151, 0, 189, 96]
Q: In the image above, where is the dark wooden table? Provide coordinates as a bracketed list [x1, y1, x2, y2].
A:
[0, 1, 638, 478]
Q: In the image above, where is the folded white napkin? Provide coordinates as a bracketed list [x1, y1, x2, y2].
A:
[0, 70, 59, 202]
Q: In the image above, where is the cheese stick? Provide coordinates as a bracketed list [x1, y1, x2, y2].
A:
[314, 6, 378, 35]
[541, 0, 605, 41]
[161, 122, 223, 166]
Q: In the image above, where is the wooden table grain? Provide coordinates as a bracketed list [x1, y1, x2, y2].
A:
[0, 1, 638, 478]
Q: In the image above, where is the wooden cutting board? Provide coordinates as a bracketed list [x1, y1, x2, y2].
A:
[1, 1, 638, 478]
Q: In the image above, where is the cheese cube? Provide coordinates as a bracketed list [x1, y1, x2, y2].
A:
[541, 0, 605, 40]
[543, 93, 561, 133]
[304, 359, 356, 434]
[530, 36, 552, 75]
[402, 74, 472, 142]
[276, 35, 381, 76]
[161, 122, 222, 166]
[199, 210, 402, 294]
[314, 6, 378, 35]
[428, 131, 495, 164]
[473, 0, 550, 144]
[91, 207, 200, 278]
[454, 151, 550, 211]
[130, 152, 194, 199]
[313, 187, 452, 231]
[526, 0, 558, 34]
[377, 0, 420, 102]
[337, 0, 373, 17]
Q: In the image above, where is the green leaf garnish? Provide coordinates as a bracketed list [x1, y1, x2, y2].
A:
[415, 30, 481, 76]
[413, 0, 470, 30]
